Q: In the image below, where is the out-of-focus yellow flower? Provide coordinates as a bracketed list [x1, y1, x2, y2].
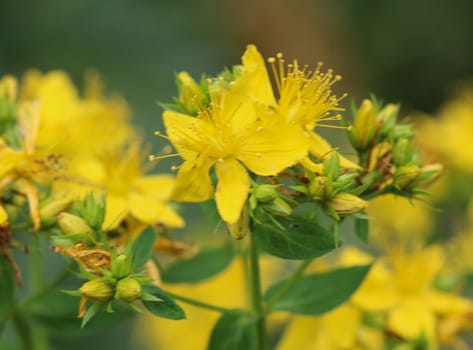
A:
[62, 142, 184, 230]
[162, 46, 309, 224]
[20, 70, 134, 163]
[134, 256, 283, 350]
[279, 246, 473, 349]
[416, 88, 473, 173]
[0, 100, 64, 230]
[367, 194, 433, 248]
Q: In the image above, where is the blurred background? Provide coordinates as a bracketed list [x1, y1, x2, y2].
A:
[1, 0, 473, 349]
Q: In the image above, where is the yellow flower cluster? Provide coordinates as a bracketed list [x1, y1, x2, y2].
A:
[0, 71, 182, 233]
[159, 45, 355, 225]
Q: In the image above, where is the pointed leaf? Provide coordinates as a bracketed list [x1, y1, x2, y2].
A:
[252, 216, 337, 260]
[131, 226, 157, 269]
[162, 243, 234, 283]
[265, 265, 371, 315]
[208, 313, 257, 350]
[142, 285, 185, 320]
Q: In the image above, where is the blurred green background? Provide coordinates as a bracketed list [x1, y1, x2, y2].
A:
[1, 0, 473, 349]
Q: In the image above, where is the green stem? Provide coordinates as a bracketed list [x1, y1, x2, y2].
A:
[248, 231, 268, 350]
[265, 259, 312, 312]
[166, 291, 234, 314]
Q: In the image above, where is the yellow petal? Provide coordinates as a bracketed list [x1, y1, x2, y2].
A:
[172, 158, 214, 202]
[102, 194, 129, 230]
[238, 122, 309, 175]
[162, 110, 204, 161]
[129, 192, 184, 228]
[134, 174, 176, 201]
[16, 179, 40, 231]
[426, 290, 473, 315]
[0, 205, 8, 225]
[309, 132, 360, 169]
[387, 298, 436, 344]
[215, 158, 249, 224]
[324, 304, 361, 348]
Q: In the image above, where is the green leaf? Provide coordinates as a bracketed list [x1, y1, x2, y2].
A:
[142, 285, 185, 320]
[252, 216, 337, 260]
[162, 243, 234, 283]
[131, 226, 157, 270]
[265, 265, 371, 315]
[354, 216, 369, 243]
[0, 255, 15, 334]
[208, 312, 257, 350]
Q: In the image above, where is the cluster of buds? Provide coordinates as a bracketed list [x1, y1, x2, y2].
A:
[348, 98, 442, 198]
[307, 153, 368, 221]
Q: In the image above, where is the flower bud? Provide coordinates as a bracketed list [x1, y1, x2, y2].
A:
[113, 254, 131, 279]
[328, 193, 368, 216]
[115, 278, 142, 302]
[323, 153, 340, 181]
[57, 213, 94, 235]
[177, 71, 205, 114]
[263, 197, 292, 216]
[417, 163, 443, 188]
[252, 184, 279, 203]
[81, 193, 105, 229]
[392, 138, 412, 166]
[352, 99, 376, 150]
[309, 176, 330, 199]
[79, 279, 114, 303]
[394, 164, 421, 189]
[39, 198, 72, 220]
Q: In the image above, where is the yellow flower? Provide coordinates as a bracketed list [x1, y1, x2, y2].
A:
[20, 70, 134, 162]
[256, 46, 358, 170]
[0, 100, 64, 231]
[63, 142, 184, 230]
[162, 46, 309, 224]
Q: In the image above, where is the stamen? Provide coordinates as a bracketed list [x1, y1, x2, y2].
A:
[154, 131, 169, 140]
[149, 153, 180, 161]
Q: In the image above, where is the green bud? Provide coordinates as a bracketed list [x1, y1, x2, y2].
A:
[309, 176, 329, 199]
[392, 138, 412, 166]
[262, 197, 292, 217]
[113, 254, 131, 279]
[80, 193, 106, 229]
[79, 279, 114, 303]
[57, 213, 94, 235]
[39, 197, 72, 220]
[417, 163, 443, 188]
[328, 192, 368, 216]
[352, 99, 376, 150]
[252, 184, 279, 203]
[115, 278, 142, 302]
[323, 153, 340, 181]
[394, 164, 421, 189]
[177, 71, 205, 115]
